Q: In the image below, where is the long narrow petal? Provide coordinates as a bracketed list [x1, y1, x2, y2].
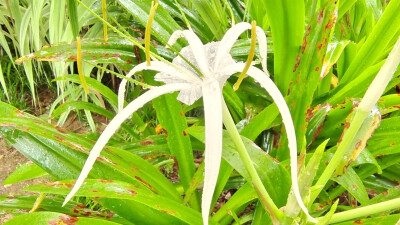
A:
[201, 78, 223, 225]
[63, 83, 188, 206]
[214, 22, 267, 73]
[118, 61, 200, 111]
[167, 30, 210, 76]
[224, 63, 316, 222]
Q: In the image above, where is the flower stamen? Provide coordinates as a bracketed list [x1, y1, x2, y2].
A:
[145, 0, 158, 66]
[101, 0, 108, 42]
[233, 21, 257, 91]
[77, 36, 89, 94]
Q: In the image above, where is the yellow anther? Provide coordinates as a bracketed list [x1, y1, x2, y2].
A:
[145, 0, 159, 66]
[77, 36, 89, 94]
[331, 74, 338, 87]
[29, 193, 46, 213]
[155, 124, 163, 134]
[233, 20, 257, 91]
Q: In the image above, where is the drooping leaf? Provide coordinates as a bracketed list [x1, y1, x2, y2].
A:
[3, 163, 48, 185]
[23, 179, 206, 225]
[0, 196, 132, 224]
[3, 211, 122, 225]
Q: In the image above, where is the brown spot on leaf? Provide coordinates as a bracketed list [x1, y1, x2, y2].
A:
[135, 176, 155, 192]
[140, 140, 154, 146]
[318, 10, 325, 24]
[59, 214, 79, 224]
[69, 56, 77, 61]
[312, 125, 325, 143]
[44, 181, 73, 188]
[355, 141, 362, 149]
[48, 220, 58, 225]
[55, 126, 67, 134]
[293, 54, 301, 72]
[99, 179, 114, 183]
[353, 220, 363, 224]
[53, 135, 65, 142]
[126, 189, 137, 195]
[75, 204, 86, 208]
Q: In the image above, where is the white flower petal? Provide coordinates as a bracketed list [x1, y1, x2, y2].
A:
[224, 63, 315, 222]
[255, 28, 268, 74]
[214, 22, 268, 73]
[177, 85, 203, 105]
[62, 83, 188, 207]
[167, 30, 210, 76]
[201, 78, 223, 225]
[118, 61, 200, 112]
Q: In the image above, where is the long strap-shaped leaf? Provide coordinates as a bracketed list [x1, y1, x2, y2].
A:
[63, 83, 188, 206]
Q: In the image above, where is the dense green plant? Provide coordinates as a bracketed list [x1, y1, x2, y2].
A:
[2, 0, 400, 225]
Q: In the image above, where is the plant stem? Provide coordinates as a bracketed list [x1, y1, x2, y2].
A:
[311, 35, 400, 203]
[326, 197, 400, 223]
[311, 109, 368, 202]
[222, 101, 285, 223]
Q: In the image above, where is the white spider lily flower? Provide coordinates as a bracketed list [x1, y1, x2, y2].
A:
[63, 22, 314, 224]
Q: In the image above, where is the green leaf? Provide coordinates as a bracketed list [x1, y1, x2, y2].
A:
[0, 196, 132, 224]
[336, 106, 381, 175]
[240, 102, 279, 141]
[332, 214, 400, 225]
[333, 167, 369, 205]
[186, 126, 290, 207]
[279, 0, 338, 160]
[51, 101, 138, 138]
[340, 0, 400, 84]
[313, 98, 355, 147]
[285, 139, 329, 218]
[367, 117, 400, 157]
[23, 179, 206, 225]
[16, 37, 138, 72]
[152, 94, 196, 191]
[114, 135, 170, 158]
[368, 183, 400, 205]
[189, 0, 228, 40]
[3, 163, 48, 185]
[213, 182, 258, 225]
[305, 104, 331, 148]
[67, 0, 80, 38]
[315, 200, 338, 225]
[223, 83, 246, 123]
[0, 102, 180, 200]
[117, 0, 182, 45]
[160, 0, 213, 42]
[3, 211, 122, 225]
[262, 0, 305, 93]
